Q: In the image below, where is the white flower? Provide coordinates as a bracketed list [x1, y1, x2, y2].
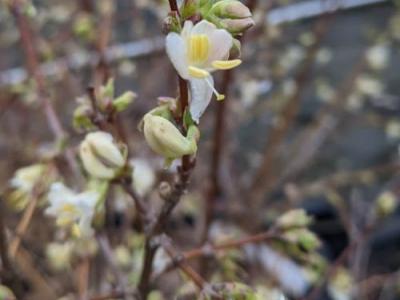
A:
[166, 20, 241, 122]
[45, 183, 99, 237]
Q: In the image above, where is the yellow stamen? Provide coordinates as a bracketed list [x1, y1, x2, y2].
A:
[188, 66, 210, 79]
[188, 34, 210, 64]
[212, 59, 242, 70]
[204, 77, 225, 101]
[61, 203, 78, 214]
[216, 94, 225, 101]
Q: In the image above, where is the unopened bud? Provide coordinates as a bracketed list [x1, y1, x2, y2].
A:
[113, 91, 136, 112]
[180, 0, 198, 19]
[284, 228, 321, 252]
[211, 0, 252, 19]
[73, 104, 93, 130]
[276, 209, 312, 230]
[100, 78, 114, 100]
[375, 191, 397, 217]
[206, 0, 255, 34]
[80, 131, 127, 179]
[143, 114, 199, 163]
[0, 285, 16, 300]
[220, 17, 255, 34]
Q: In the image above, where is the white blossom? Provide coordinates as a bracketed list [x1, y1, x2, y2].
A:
[45, 183, 98, 237]
[166, 20, 240, 122]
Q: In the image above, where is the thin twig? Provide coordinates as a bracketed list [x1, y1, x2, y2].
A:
[0, 198, 11, 272]
[77, 257, 90, 300]
[160, 235, 221, 299]
[152, 229, 279, 279]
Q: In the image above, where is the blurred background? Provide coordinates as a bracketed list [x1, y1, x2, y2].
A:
[2, 0, 400, 299]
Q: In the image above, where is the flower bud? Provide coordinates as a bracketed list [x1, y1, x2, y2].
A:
[375, 191, 397, 217]
[80, 131, 127, 179]
[276, 209, 312, 230]
[0, 285, 15, 300]
[207, 0, 255, 34]
[143, 114, 199, 163]
[73, 104, 94, 131]
[220, 17, 255, 34]
[211, 0, 252, 19]
[113, 91, 136, 112]
[284, 228, 321, 252]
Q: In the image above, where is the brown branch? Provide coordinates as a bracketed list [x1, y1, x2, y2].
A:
[76, 257, 90, 300]
[160, 235, 221, 299]
[0, 198, 11, 272]
[120, 177, 150, 231]
[168, 0, 180, 14]
[137, 4, 196, 296]
[152, 229, 279, 280]
[304, 224, 375, 300]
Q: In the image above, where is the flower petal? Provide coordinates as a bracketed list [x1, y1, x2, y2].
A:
[191, 20, 217, 36]
[166, 33, 189, 79]
[181, 20, 194, 39]
[207, 29, 233, 65]
[189, 76, 214, 123]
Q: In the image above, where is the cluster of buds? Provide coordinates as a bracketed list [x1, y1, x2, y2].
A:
[143, 0, 254, 163]
[275, 209, 321, 253]
[73, 78, 136, 131]
[180, 0, 255, 35]
[205, 0, 255, 34]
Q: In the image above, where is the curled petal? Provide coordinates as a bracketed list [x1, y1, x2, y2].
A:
[189, 76, 214, 123]
[166, 33, 189, 79]
[207, 29, 233, 65]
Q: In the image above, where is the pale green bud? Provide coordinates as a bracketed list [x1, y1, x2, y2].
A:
[276, 209, 313, 230]
[0, 285, 15, 300]
[143, 114, 199, 164]
[284, 228, 321, 252]
[113, 91, 136, 112]
[375, 191, 397, 217]
[206, 0, 255, 34]
[209, 283, 256, 300]
[180, 0, 199, 20]
[73, 13, 95, 41]
[211, 0, 252, 19]
[220, 17, 255, 34]
[73, 104, 94, 131]
[10, 164, 45, 193]
[79, 131, 127, 179]
[99, 78, 115, 102]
